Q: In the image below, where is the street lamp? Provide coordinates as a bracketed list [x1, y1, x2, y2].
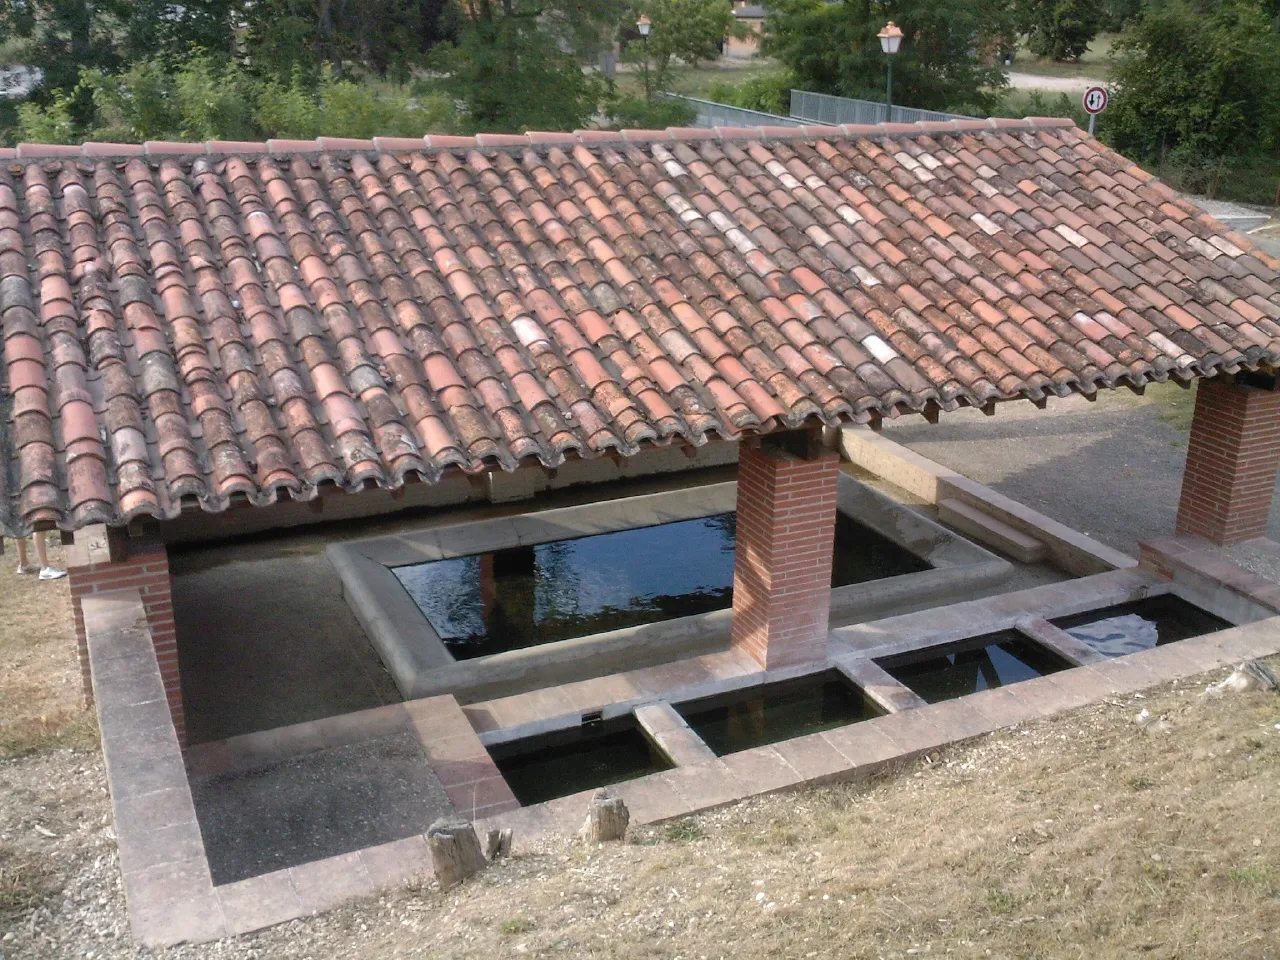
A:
[877, 21, 903, 123]
[637, 15, 652, 101]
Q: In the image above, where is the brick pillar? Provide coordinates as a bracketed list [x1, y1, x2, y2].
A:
[731, 441, 840, 670]
[1176, 377, 1280, 546]
[66, 525, 182, 743]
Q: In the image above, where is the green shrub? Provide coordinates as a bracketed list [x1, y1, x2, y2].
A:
[15, 89, 78, 144]
[603, 94, 696, 130]
[257, 66, 455, 140]
[704, 69, 796, 116]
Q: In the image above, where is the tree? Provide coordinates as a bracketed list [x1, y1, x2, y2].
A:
[762, 0, 1014, 115]
[433, 0, 615, 132]
[241, 0, 458, 80]
[640, 0, 744, 79]
[0, 0, 118, 94]
[1106, 0, 1280, 161]
[1016, 0, 1104, 61]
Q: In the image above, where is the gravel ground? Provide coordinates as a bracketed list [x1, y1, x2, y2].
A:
[879, 387, 1280, 558]
[4, 664, 1278, 959]
[1006, 71, 1104, 92]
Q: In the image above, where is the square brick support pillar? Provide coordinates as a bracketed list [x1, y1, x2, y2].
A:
[730, 440, 840, 670]
[67, 525, 181, 743]
[1176, 376, 1280, 546]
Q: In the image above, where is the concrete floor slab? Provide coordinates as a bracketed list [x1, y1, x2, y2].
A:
[190, 731, 452, 886]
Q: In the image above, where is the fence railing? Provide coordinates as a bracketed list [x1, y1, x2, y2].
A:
[789, 89, 973, 126]
[659, 89, 973, 132]
[658, 93, 803, 129]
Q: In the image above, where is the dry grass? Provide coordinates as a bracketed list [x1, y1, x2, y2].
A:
[215, 666, 1280, 960]
[0, 538, 96, 759]
[0, 848, 59, 924]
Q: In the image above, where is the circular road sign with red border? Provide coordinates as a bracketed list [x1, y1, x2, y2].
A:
[1083, 86, 1108, 115]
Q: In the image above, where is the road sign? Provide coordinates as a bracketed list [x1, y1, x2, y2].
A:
[1082, 85, 1108, 135]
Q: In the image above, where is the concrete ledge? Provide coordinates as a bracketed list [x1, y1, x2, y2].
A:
[829, 567, 1167, 661]
[332, 472, 1007, 705]
[1140, 536, 1280, 623]
[635, 702, 718, 767]
[85, 588, 226, 947]
[840, 426, 1135, 576]
[1015, 617, 1108, 666]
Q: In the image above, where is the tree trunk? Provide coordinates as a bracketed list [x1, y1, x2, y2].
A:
[427, 817, 488, 889]
[579, 791, 630, 843]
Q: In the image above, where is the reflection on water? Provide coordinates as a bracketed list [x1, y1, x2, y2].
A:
[488, 717, 671, 806]
[677, 671, 881, 756]
[1051, 595, 1231, 658]
[394, 511, 929, 660]
[880, 631, 1070, 704]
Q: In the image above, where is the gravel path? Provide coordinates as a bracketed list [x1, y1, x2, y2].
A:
[878, 389, 1280, 560]
[1006, 71, 1105, 92]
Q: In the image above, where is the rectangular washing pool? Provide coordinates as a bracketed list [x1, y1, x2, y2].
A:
[674, 670, 882, 756]
[878, 631, 1071, 703]
[487, 716, 673, 806]
[394, 511, 929, 660]
[1050, 595, 1231, 658]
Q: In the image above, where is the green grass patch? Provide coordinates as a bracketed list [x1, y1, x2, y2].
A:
[500, 917, 537, 935]
[664, 819, 706, 843]
[1011, 33, 1122, 80]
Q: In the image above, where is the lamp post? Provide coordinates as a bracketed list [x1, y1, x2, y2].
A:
[637, 15, 652, 101]
[877, 21, 903, 123]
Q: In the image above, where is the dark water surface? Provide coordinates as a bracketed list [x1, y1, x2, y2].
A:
[488, 717, 672, 805]
[676, 670, 882, 756]
[1050, 595, 1231, 658]
[395, 511, 929, 659]
[879, 631, 1071, 703]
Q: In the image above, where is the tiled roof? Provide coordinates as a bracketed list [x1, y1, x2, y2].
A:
[2, 119, 1279, 534]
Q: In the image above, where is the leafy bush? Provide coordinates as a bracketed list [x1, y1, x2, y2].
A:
[257, 67, 455, 139]
[603, 94, 697, 130]
[9, 54, 457, 145]
[704, 69, 796, 116]
[991, 89, 1089, 128]
[1106, 0, 1280, 161]
[80, 54, 260, 143]
[15, 89, 77, 143]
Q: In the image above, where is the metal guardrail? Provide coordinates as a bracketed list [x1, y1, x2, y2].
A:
[789, 89, 973, 126]
[658, 93, 803, 129]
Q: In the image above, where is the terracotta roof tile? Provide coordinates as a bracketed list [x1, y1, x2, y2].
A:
[2, 121, 1279, 531]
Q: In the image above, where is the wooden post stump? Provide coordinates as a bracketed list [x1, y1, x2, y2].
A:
[427, 817, 487, 889]
[484, 827, 513, 860]
[579, 790, 630, 843]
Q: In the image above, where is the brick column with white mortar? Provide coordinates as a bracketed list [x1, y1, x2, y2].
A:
[66, 525, 182, 743]
[730, 440, 840, 670]
[1176, 376, 1280, 546]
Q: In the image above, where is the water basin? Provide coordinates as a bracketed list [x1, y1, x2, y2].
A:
[487, 716, 673, 806]
[1050, 595, 1231, 657]
[394, 511, 929, 660]
[674, 670, 882, 756]
[878, 631, 1071, 703]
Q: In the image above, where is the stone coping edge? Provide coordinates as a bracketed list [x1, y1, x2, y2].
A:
[3, 117, 1078, 161]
